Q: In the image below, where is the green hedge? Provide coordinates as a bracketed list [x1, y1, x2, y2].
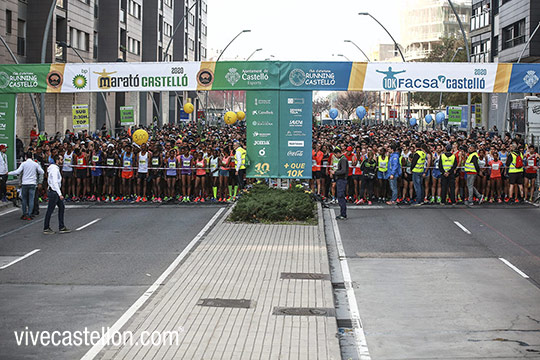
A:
[229, 184, 316, 223]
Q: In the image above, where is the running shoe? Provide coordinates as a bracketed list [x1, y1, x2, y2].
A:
[59, 227, 72, 234]
[498, 198, 502, 203]
[136, 196, 141, 203]
[157, 197, 162, 203]
[367, 200, 372, 205]
[90, 195, 96, 201]
[142, 197, 147, 202]
[163, 196, 169, 202]
[200, 198, 205, 203]
[43, 228, 55, 235]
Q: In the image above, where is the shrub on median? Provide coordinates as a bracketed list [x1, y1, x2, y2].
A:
[229, 184, 316, 223]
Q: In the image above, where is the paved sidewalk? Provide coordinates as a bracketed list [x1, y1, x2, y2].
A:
[98, 206, 340, 360]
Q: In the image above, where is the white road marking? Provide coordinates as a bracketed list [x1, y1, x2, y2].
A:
[0, 208, 18, 217]
[76, 218, 102, 231]
[80, 207, 225, 360]
[499, 258, 529, 278]
[0, 249, 40, 270]
[331, 209, 371, 360]
[454, 221, 471, 234]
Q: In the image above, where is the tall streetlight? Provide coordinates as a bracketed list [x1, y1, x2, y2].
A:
[38, 0, 57, 133]
[57, 41, 113, 135]
[216, 29, 251, 62]
[447, 0, 471, 134]
[344, 40, 370, 61]
[359, 12, 410, 126]
[163, 0, 199, 60]
[0, 35, 40, 127]
[502, 21, 540, 135]
[216, 29, 251, 112]
[439, 47, 463, 109]
[246, 48, 263, 61]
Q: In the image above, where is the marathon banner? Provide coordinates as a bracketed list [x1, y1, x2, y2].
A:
[246, 90, 312, 179]
[0, 93, 16, 171]
[1, 61, 539, 94]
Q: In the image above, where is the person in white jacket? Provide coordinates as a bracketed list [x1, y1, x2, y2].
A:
[43, 155, 70, 234]
[8, 152, 44, 220]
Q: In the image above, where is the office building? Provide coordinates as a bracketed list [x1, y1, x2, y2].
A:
[0, 0, 207, 143]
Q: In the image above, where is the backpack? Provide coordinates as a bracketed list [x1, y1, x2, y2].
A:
[514, 152, 523, 169]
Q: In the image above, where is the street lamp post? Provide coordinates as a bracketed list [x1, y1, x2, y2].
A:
[447, 0, 471, 134]
[58, 41, 114, 136]
[502, 21, 540, 135]
[216, 30, 251, 112]
[38, 0, 57, 133]
[344, 40, 371, 61]
[246, 48, 263, 61]
[359, 12, 410, 127]
[0, 35, 41, 127]
[439, 47, 463, 109]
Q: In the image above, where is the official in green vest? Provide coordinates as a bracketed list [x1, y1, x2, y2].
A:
[505, 143, 524, 202]
[464, 143, 484, 205]
[438, 144, 457, 204]
[233, 141, 247, 191]
[409, 142, 426, 205]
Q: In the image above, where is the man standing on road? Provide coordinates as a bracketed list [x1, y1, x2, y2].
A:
[0, 144, 8, 202]
[334, 147, 349, 220]
[439, 144, 457, 204]
[506, 143, 525, 203]
[387, 143, 402, 205]
[410, 142, 426, 206]
[44, 155, 71, 234]
[464, 144, 484, 206]
[8, 152, 44, 220]
[233, 141, 247, 191]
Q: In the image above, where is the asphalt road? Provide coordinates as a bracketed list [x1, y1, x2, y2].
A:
[335, 206, 540, 359]
[0, 204, 222, 360]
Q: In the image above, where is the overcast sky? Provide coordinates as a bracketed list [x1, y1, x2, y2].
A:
[206, 0, 404, 62]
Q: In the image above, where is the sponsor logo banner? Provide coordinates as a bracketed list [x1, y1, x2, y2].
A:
[280, 62, 352, 90]
[362, 62, 499, 93]
[212, 61, 279, 90]
[0, 94, 16, 171]
[508, 64, 540, 93]
[279, 91, 312, 179]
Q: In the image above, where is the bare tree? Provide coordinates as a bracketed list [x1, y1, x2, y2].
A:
[335, 91, 376, 119]
[312, 98, 330, 118]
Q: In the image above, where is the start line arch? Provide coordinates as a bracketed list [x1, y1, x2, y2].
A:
[0, 60, 538, 178]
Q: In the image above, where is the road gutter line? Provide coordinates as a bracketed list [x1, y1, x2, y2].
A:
[331, 209, 371, 360]
[499, 258, 530, 278]
[80, 207, 225, 360]
[0, 249, 41, 270]
[453, 221, 471, 234]
[76, 218, 102, 231]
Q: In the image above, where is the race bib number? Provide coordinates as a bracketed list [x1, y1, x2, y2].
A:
[183, 160, 190, 167]
[492, 163, 499, 171]
[139, 159, 146, 165]
[124, 160, 131, 167]
[77, 158, 83, 165]
[348, 160, 353, 167]
[312, 159, 317, 166]
[169, 162, 176, 169]
[528, 160, 535, 167]
[152, 158, 159, 166]
[92, 156, 99, 163]
[107, 159, 114, 166]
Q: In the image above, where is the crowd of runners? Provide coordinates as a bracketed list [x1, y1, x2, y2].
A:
[3, 123, 539, 208]
[311, 125, 539, 205]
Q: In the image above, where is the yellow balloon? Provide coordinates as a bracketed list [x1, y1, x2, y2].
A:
[236, 111, 246, 121]
[132, 129, 149, 146]
[224, 111, 237, 125]
[183, 103, 194, 114]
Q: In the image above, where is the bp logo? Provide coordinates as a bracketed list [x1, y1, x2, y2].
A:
[225, 68, 240, 86]
[0, 72, 9, 89]
[289, 69, 306, 86]
[376, 67, 406, 90]
[523, 70, 539, 89]
[72, 74, 87, 89]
